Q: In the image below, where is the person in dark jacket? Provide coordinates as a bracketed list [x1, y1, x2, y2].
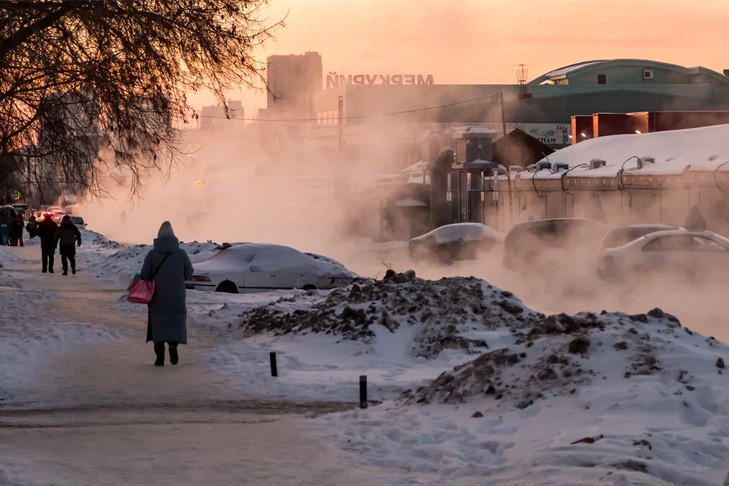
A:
[37, 214, 59, 273]
[0, 206, 15, 245]
[684, 206, 707, 231]
[140, 221, 193, 366]
[55, 215, 82, 275]
[26, 215, 38, 239]
[8, 213, 24, 247]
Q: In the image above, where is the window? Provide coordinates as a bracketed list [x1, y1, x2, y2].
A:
[690, 236, 728, 252]
[597, 74, 607, 85]
[643, 235, 692, 251]
[643, 235, 728, 252]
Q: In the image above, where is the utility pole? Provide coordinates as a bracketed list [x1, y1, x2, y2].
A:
[498, 91, 514, 224]
[338, 95, 344, 155]
[499, 92, 506, 138]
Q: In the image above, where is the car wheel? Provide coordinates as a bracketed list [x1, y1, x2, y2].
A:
[302, 284, 317, 291]
[215, 280, 238, 293]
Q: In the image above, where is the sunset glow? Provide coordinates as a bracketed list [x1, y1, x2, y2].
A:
[209, 0, 729, 111]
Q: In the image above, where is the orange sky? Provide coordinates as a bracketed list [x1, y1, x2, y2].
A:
[191, 0, 729, 113]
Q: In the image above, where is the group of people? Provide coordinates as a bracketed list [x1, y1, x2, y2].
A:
[2, 208, 84, 274]
[36, 213, 83, 275]
[0, 206, 25, 246]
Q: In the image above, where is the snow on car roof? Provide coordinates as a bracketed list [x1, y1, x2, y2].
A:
[529, 124, 729, 179]
[616, 229, 729, 249]
[615, 223, 677, 229]
[193, 243, 356, 277]
[411, 223, 505, 245]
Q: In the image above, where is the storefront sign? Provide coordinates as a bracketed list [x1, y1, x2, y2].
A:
[326, 73, 434, 88]
[480, 123, 568, 144]
[521, 123, 568, 144]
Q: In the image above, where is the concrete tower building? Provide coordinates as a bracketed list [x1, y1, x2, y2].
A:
[265, 51, 322, 119]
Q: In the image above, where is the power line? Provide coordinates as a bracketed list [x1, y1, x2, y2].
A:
[197, 92, 504, 123]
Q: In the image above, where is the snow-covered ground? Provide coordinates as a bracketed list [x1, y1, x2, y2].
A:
[2, 229, 729, 484]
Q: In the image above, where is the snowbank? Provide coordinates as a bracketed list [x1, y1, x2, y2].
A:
[318, 307, 729, 484]
[235, 272, 542, 359]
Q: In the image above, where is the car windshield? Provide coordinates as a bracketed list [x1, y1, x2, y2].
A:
[250, 247, 313, 271]
[525, 220, 602, 242]
[208, 245, 259, 264]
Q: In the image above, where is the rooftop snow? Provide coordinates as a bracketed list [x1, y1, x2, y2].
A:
[530, 123, 729, 179]
[544, 61, 605, 79]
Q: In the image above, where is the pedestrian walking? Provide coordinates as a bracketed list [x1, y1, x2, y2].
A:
[37, 214, 59, 273]
[56, 215, 82, 275]
[26, 215, 38, 239]
[140, 221, 193, 366]
[684, 206, 707, 231]
[8, 213, 24, 247]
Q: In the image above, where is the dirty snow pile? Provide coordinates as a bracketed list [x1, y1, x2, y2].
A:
[236, 270, 543, 358]
[319, 306, 729, 485]
[77, 229, 219, 284]
[404, 309, 680, 407]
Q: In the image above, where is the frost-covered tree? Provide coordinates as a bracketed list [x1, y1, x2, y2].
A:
[0, 0, 277, 198]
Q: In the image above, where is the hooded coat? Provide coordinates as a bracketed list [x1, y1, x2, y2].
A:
[37, 217, 59, 250]
[140, 223, 193, 344]
[684, 207, 707, 231]
[8, 215, 24, 239]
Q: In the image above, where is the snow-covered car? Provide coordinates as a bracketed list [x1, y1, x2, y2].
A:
[185, 243, 356, 293]
[600, 223, 680, 250]
[598, 229, 729, 281]
[409, 223, 505, 263]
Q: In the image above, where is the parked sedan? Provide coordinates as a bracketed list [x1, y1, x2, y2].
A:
[600, 223, 680, 250]
[409, 223, 505, 263]
[598, 229, 729, 282]
[185, 243, 356, 293]
[503, 218, 609, 273]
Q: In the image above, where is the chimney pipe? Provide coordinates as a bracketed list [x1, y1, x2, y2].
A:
[724, 69, 729, 77]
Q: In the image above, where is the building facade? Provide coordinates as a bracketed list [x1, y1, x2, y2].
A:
[302, 59, 729, 166]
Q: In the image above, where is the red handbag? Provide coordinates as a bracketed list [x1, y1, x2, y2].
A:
[127, 253, 170, 304]
[127, 278, 155, 304]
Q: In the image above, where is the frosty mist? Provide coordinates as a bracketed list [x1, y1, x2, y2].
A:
[78, 128, 392, 253]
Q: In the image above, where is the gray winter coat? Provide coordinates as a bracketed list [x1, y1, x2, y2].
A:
[141, 235, 193, 344]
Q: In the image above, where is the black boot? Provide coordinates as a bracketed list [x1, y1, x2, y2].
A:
[154, 343, 165, 366]
[168, 342, 179, 365]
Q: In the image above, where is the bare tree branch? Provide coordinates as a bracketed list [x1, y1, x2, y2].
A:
[0, 0, 278, 203]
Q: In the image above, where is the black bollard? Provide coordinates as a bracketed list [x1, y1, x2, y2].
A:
[270, 351, 278, 377]
[359, 375, 367, 409]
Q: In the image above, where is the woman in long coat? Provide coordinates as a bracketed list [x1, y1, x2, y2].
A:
[140, 221, 193, 366]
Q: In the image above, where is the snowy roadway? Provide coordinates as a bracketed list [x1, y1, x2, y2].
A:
[0, 246, 392, 485]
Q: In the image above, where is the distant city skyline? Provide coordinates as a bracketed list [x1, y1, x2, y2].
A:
[190, 0, 729, 116]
